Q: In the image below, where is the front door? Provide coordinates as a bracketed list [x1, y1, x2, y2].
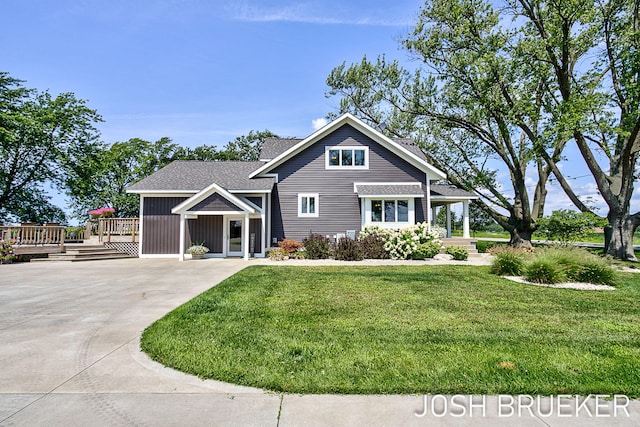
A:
[227, 218, 243, 257]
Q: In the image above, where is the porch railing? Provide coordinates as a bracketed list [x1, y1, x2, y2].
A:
[96, 218, 139, 242]
[0, 225, 66, 247]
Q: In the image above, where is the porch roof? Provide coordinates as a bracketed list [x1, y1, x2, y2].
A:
[354, 183, 426, 198]
[430, 184, 477, 198]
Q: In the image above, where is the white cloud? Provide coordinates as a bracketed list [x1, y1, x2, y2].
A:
[311, 117, 328, 131]
[228, 1, 410, 26]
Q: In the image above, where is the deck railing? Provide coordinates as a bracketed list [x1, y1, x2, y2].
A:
[0, 225, 66, 247]
[96, 218, 139, 242]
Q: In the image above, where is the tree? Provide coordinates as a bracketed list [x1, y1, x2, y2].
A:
[508, 0, 640, 260]
[326, 0, 639, 259]
[219, 130, 278, 161]
[66, 137, 187, 218]
[327, 0, 559, 248]
[0, 72, 102, 224]
[536, 209, 608, 244]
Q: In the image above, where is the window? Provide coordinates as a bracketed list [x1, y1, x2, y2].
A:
[298, 193, 319, 217]
[371, 199, 410, 223]
[326, 146, 369, 169]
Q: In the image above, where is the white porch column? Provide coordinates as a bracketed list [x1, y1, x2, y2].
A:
[243, 213, 250, 261]
[462, 200, 470, 238]
[446, 205, 452, 238]
[425, 179, 432, 227]
[179, 213, 186, 261]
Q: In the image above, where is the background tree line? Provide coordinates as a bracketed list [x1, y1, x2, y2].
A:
[0, 71, 276, 223]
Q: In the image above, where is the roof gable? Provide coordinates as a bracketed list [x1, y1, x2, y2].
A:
[171, 183, 256, 214]
[249, 114, 445, 180]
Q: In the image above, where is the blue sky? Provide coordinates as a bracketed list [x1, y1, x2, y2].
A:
[3, 0, 635, 218]
[3, 0, 422, 145]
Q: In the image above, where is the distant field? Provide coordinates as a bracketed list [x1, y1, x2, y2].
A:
[454, 230, 640, 245]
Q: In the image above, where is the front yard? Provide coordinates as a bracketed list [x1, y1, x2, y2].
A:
[141, 265, 640, 396]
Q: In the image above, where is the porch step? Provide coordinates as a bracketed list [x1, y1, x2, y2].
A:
[441, 238, 479, 255]
[30, 245, 133, 262]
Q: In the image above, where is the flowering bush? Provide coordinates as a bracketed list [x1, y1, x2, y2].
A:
[88, 207, 115, 218]
[360, 222, 442, 260]
[187, 243, 210, 255]
[0, 239, 16, 263]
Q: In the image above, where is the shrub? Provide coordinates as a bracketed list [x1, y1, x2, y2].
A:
[411, 241, 442, 259]
[334, 237, 363, 261]
[446, 245, 468, 261]
[268, 247, 289, 261]
[490, 249, 525, 276]
[431, 225, 447, 238]
[302, 234, 333, 259]
[383, 222, 442, 260]
[278, 239, 303, 253]
[475, 240, 502, 253]
[0, 239, 16, 263]
[359, 233, 388, 259]
[573, 260, 617, 286]
[525, 259, 565, 284]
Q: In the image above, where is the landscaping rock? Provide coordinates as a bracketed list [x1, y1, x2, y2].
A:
[433, 254, 454, 261]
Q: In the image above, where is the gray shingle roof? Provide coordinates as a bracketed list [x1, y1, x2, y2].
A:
[127, 161, 275, 192]
[259, 138, 302, 160]
[356, 184, 426, 196]
[430, 184, 476, 198]
[394, 138, 427, 160]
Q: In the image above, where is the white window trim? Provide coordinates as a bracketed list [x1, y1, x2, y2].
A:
[363, 198, 414, 228]
[325, 146, 369, 170]
[298, 193, 319, 217]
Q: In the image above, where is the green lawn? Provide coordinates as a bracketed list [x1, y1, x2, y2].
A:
[141, 265, 640, 396]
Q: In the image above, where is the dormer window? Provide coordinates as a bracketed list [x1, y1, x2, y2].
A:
[325, 146, 369, 169]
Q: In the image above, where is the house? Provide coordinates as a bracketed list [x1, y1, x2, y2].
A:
[127, 113, 476, 260]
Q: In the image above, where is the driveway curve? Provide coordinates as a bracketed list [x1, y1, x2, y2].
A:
[1, 258, 637, 426]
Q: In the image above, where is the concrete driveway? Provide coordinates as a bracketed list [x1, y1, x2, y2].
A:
[1, 258, 638, 426]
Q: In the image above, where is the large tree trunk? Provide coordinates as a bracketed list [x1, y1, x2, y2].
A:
[605, 213, 639, 261]
[508, 227, 533, 248]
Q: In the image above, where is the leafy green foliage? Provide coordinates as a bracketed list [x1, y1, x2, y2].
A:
[411, 241, 442, 259]
[0, 72, 102, 224]
[65, 137, 186, 218]
[537, 210, 608, 244]
[492, 246, 618, 286]
[445, 245, 469, 261]
[491, 248, 526, 276]
[326, 0, 640, 257]
[525, 259, 565, 284]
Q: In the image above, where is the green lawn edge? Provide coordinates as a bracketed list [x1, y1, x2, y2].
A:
[141, 265, 640, 396]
